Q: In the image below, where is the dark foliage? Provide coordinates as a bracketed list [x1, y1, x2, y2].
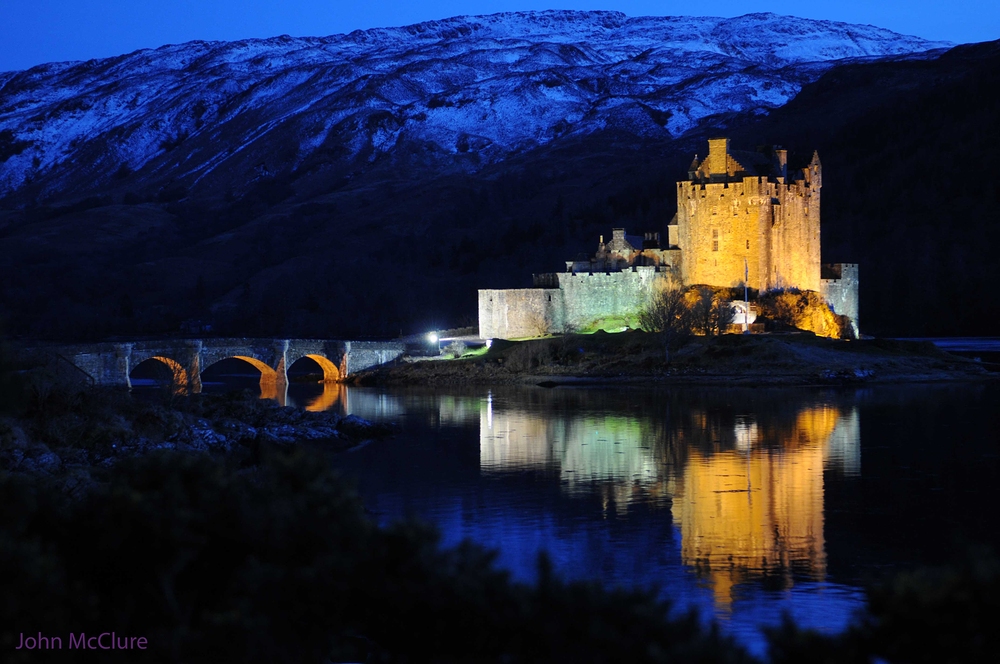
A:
[0, 452, 751, 663]
[766, 547, 1000, 664]
[639, 286, 694, 361]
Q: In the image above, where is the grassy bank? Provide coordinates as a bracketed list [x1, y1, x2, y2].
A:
[351, 331, 993, 386]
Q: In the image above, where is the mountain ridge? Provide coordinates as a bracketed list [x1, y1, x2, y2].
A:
[0, 11, 949, 205]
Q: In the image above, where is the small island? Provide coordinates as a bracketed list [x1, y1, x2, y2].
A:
[350, 331, 992, 387]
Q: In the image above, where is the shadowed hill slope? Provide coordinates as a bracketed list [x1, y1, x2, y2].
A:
[0, 24, 995, 339]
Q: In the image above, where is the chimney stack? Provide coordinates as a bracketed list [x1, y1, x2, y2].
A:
[775, 148, 788, 180]
[706, 137, 730, 176]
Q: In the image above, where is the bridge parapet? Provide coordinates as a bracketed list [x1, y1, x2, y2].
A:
[341, 340, 407, 376]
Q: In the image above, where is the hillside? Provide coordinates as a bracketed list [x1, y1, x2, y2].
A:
[1, 11, 991, 339]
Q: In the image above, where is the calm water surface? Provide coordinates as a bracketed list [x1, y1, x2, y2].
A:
[261, 379, 1000, 656]
[126, 340, 1000, 653]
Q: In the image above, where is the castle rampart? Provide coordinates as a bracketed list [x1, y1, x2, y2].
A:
[820, 264, 860, 338]
[479, 288, 565, 339]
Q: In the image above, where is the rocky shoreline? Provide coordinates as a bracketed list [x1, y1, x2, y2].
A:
[0, 389, 394, 491]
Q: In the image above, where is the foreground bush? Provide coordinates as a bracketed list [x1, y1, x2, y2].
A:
[1, 451, 750, 663]
[4, 449, 998, 662]
[767, 548, 1000, 664]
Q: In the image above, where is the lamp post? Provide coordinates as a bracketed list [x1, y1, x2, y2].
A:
[743, 257, 749, 334]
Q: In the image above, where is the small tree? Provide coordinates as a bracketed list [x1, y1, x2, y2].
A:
[639, 286, 693, 362]
[711, 295, 736, 335]
[689, 287, 735, 336]
[690, 287, 715, 336]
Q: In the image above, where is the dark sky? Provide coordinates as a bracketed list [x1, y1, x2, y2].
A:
[2, 1, 997, 72]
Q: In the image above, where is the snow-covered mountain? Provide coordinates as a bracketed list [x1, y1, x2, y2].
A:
[0, 11, 949, 202]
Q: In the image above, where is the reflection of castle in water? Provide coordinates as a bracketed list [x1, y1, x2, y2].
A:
[478, 393, 859, 607]
[480, 393, 672, 508]
[676, 406, 859, 607]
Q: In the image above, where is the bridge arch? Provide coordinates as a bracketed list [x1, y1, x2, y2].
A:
[129, 356, 189, 393]
[202, 355, 282, 401]
[287, 354, 341, 383]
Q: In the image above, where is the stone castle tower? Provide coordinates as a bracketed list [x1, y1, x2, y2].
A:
[674, 138, 822, 292]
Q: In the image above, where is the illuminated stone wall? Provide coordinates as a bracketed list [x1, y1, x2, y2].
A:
[821, 263, 860, 337]
[675, 138, 822, 292]
[479, 267, 677, 339]
[554, 266, 668, 332]
[478, 288, 565, 339]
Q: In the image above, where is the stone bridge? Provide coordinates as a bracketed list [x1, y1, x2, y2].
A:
[16, 338, 406, 396]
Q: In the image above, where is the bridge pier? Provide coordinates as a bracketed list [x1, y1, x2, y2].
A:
[182, 340, 203, 394]
[263, 341, 289, 406]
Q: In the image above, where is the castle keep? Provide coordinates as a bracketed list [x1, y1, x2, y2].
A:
[479, 138, 859, 339]
[679, 137, 821, 292]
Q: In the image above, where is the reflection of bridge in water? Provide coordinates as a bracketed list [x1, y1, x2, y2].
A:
[477, 391, 860, 609]
[18, 338, 405, 405]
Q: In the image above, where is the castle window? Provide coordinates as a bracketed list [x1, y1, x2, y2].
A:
[712, 206, 718, 215]
[746, 240, 750, 249]
[712, 229, 719, 252]
[547, 295, 551, 302]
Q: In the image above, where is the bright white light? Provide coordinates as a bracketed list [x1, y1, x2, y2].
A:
[427, 332, 438, 343]
[485, 339, 492, 348]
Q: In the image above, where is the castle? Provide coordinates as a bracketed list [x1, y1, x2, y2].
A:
[479, 138, 859, 339]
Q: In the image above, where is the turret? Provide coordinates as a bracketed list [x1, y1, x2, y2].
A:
[807, 151, 822, 188]
[775, 148, 788, 181]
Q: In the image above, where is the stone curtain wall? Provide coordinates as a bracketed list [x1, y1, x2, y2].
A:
[556, 267, 667, 332]
[479, 268, 674, 339]
[479, 289, 564, 339]
[820, 263, 860, 337]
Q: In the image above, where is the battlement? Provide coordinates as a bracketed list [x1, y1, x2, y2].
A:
[821, 263, 858, 280]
